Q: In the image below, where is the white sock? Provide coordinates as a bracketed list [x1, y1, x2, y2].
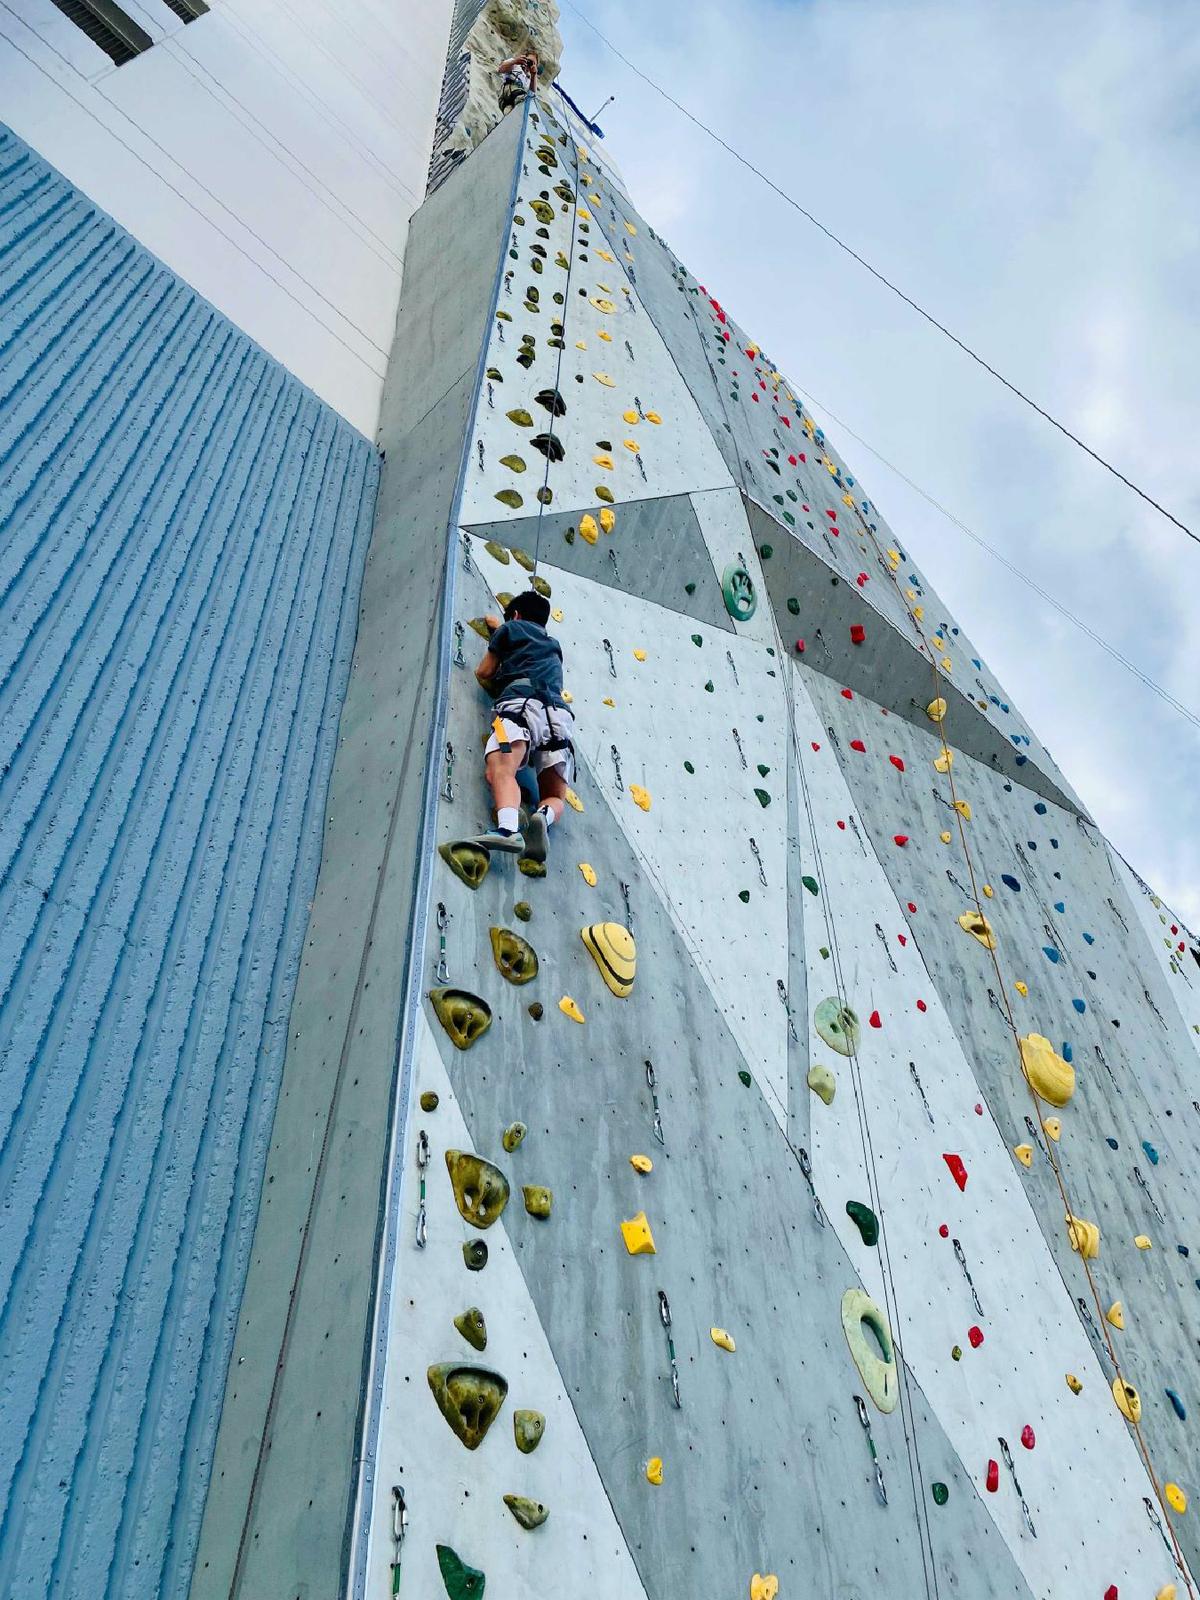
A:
[497, 806, 519, 833]
[536, 804, 556, 827]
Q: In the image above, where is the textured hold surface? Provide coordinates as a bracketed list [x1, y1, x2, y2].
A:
[1019, 1033, 1075, 1107]
[436, 1543, 486, 1600]
[806, 1063, 837, 1104]
[523, 1184, 553, 1218]
[503, 1493, 549, 1529]
[513, 1409, 545, 1454]
[846, 1201, 880, 1247]
[841, 1289, 898, 1414]
[502, 1121, 528, 1152]
[814, 998, 861, 1056]
[454, 1307, 488, 1351]
[620, 1212, 657, 1255]
[489, 925, 539, 984]
[431, 988, 495, 1049]
[445, 1150, 511, 1228]
[582, 921, 637, 996]
[427, 1363, 509, 1450]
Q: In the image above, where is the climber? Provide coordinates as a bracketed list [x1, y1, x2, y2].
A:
[497, 47, 538, 113]
[470, 590, 574, 861]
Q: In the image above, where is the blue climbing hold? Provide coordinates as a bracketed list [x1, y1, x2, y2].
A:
[1002, 874, 1021, 892]
[1062, 1042, 1073, 1062]
[1166, 1389, 1187, 1421]
[1015, 754, 1028, 766]
[1179, 1245, 1190, 1258]
[1035, 802, 1047, 815]
[1050, 838, 1059, 849]
[1072, 998, 1086, 1014]
[1142, 1141, 1159, 1165]
[1054, 901, 1065, 913]
[972, 658, 982, 669]
[1082, 932, 1094, 944]
[1105, 1137, 1119, 1150]
[1027, 840, 1038, 849]
[1043, 947, 1060, 963]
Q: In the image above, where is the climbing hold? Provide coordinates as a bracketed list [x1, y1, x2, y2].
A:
[957, 912, 996, 949]
[630, 1153, 653, 1174]
[889, 754, 905, 771]
[1134, 1235, 1152, 1250]
[814, 999, 861, 1057]
[527, 1002, 543, 1021]
[982, 884, 994, 898]
[841, 1288, 898, 1413]
[502, 1122, 527, 1152]
[558, 996, 585, 1024]
[463, 1239, 488, 1271]
[893, 835, 908, 847]
[953, 800, 971, 820]
[427, 1363, 508, 1450]
[1143, 1140, 1160, 1165]
[738, 891, 751, 904]
[1065, 1214, 1100, 1259]
[436, 1544, 485, 1600]
[513, 901, 532, 922]
[581, 922, 637, 997]
[1106, 1301, 1125, 1330]
[1166, 1483, 1188, 1514]
[646, 1456, 664, 1485]
[439, 841, 491, 889]
[445, 1151, 509, 1229]
[523, 1185, 552, 1219]
[754, 788, 771, 807]
[967, 1325, 984, 1349]
[621, 1211, 656, 1254]
[564, 787, 584, 812]
[807, 1064, 836, 1105]
[737, 1069, 752, 1086]
[849, 739, 866, 753]
[629, 783, 652, 811]
[1015, 981, 1029, 996]
[494, 488, 523, 509]
[952, 1346, 962, 1361]
[498, 454, 527, 473]
[940, 831, 952, 845]
[1042, 1117, 1061, 1140]
[849, 623, 866, 645]
[943, 1153, 969, 1191]
[1166, 1388, 1186, 1420]
[1014, 1144, 1033, 1167]
[579, 514, 599, 544]
[926, 697, 948, 722]
[1019, 1033, 1075, 1106]
[801, 875, 820, 895]
[579, 862, 597, 886]
[599, 507, 616, 533]
[420, 1091, 440, 1112]
[1112, 1377, 1142, 1423]
[986, 1459, 999, 1493]
[710, 1327, 737, 1352]
[504, 1494, 549, 1530]
[846, 1201, 879, 1246]
[1066, 1373, 1082, 1394]
[1158, 1587, 1178, 1600]
[430, 990, 493, 1051]
[749, 1578, 779, 1600]
[933, 749, 953, 773]
[931, 1482, 949, 1505]
[518, 856, 546, 878]
[1020, 1424, 1035, 1450]
[489, 927, 539, 985]
[454, 1307, 488, 1351]
[868, 1009, 882, 1029]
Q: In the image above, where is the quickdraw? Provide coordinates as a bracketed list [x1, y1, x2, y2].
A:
[874, 923, 897, 974]
[632, 394, 646, 419]
[611, 743, 624, 793]
[434, 902, 451, 984]
[726, 649, 739, 686]
[486, 380, 495, 410]
[415, 1130, 429, 1250]
[441, 741, 455, 804]
[477, 439, 485, 470]
[777, 978, 798, 1042]
[796, 1145, 825, 1227]
[646, 1059, 664, 1146]
[602, 638, 617, 678]
[461, 533, 472, 572]
[453, 622, 465, 667]
[609, 547, 621, 581]
[998, 1438, 1036, 1537]
[732, 727, 748, 770]
[1133, 1165, 1165, 1223]
[854, 1394, 887, 1506]
[749, 836, 767, 887]
[658, 1290, 681, 1408]
[952, 1238, 984, 1318]
[1144, 1496, 1179, 1567]
[986, 986, 1007, 1021]
[390, 1483, 408, 1595]
[909, 1062, 935, 1127]
[1075, 1295, 1112, 1371]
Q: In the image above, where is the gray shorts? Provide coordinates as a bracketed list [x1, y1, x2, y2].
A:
[486, 697, 576, 784]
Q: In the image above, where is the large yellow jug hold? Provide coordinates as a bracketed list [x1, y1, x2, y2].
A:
[1106, 1301, 1125, 1330]
[1065, 1213, 1100, 1259]
[1112, 1376, 1141, 1423]
[710, 1327, 736, 1352]
[1019, 1033, 1075, 1107]
[620, 1211, 656, 1255]
[958, 911, 996, 949]
[581, 922, 636, 997]
[750, 1578, 779, 1600]
[579, 514, 599, 544]
[645, 1457, 664, 1485]
[926, 697, 948, 722]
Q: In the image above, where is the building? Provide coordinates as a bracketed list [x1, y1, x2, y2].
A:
[2, 2, 1198, 1598]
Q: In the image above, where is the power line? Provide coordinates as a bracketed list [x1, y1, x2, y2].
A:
[560, 0, 1198, 546]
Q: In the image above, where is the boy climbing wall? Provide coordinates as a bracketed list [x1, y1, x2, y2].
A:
[470, 591, 574, 861]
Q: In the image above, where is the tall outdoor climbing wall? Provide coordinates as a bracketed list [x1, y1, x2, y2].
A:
[332, 70, 1200, 1600]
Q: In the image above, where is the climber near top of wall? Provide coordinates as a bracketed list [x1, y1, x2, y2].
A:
[497, 47, 539, 113]
[470, 591, 574, 861]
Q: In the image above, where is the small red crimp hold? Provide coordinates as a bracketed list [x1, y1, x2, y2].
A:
[943, 1153, 968, 1191]
[889, 755, 905, 771]
[811, 741, 821, 752]
[850, 623, 866, 644]
[795, 639, 805, 654]
[856, 572, 869, 586]
[938, 1223, 950, 1238]
[869, 1010, 882, 1029]
[841, 688, 854, 699]
[986, 1459, 999, 1493]
[836, 819, 846, 829]
[968, 1325, 984, 1348]
[916, 998, 926, 1010]
[1020, 1424, 1035, 1450]
[893, 834, 909, 847]
[850, 739, 866, 752]
[906, 901, 917, 913]
[1104, 1588, 1118, 1600]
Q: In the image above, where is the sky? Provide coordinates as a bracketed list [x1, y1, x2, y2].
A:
[554, 0, 1200, 925]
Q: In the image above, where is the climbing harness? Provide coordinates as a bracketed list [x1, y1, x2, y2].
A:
[796, 1145, 825, 1226]
[414, 1130, 430, 1250]
[645, 1059, 664, 1146]
[732, 726, 748, 770]
[441, 742, 455, 804]
[602, 638, 617, 678]
[434, 903, 451, 984]
[389, 1483, 408, 1594]
[908, 1062, 935, 1128]
[611, 743, 624, 794]
[453, 622, 465, 667]
[658, 1290, 681, 1408]
[874, 922, 897, 973]
[619, 879, 634, 933]
[749, 836, 767, 887]
[776, 978, 798, 1042]
[997, 1438, 1036, 1537]
[952, 1239, 984, 1318]
[854, 1393, 888, 1506]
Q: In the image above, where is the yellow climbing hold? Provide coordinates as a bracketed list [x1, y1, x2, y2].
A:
[1106, 1301, 1125, 1330]
[579, 863, 597, 886]
[1015, 981, 1029, 997]
[750, 1577, 779, 1600]
[602, 696, 615, 707]
[633, 649, 647, 661]
[598, 329, 612, 342]
[579, 514, 599, 544]
[593, 454, 614, 471]
[933, 749, 953, 773]
[1158, 1586, 1179, 1600]
[1065, 1213, 1100, 1259]
[589, 296, 616, 313]
[1020, 1033, 1075, 1107]
[1066, 1373, 1083, 1394]
[623, 409, 639, 423]
[940, 831, 953, 845]
[562, 690, 573, 704]
[1166, 1483, 1187, 1514]
[630, 1154, 653, 1174]
[710, 1327, 736, 1352]
[575, 340, 587, 349]
[558, 995, 585, 1024]
[625, 220, 637, 235]
[593, 372, 615, 387]
[564, 787, 584, 812]
[620, 1211, 656, 1255]
[629, 784, 651, 811]
[886, 548, 901, 567]
[1135, 1234, 1153, 1250]
[645, 410, 662, 424]
[841, 1288, 898, 1414]
[1041, 1116, 1061, 1140]
[807, 1063, 836, 1105]
[581, 922, 636, 997]
[1014, 1144, 1033, 1168]
[953, 799, 972, 820]
[982, 884, 994, 898]
[645, 1457, 663, 1485]
[941, 656, 953, 672]
[1112, 1376, 1141, 1423]
[623, 438, 640, 452]
[599, 507, 616, 533]
[552, 608, 564, 621]
[926, 697, 948, 723]
[958, 911, 996, 949]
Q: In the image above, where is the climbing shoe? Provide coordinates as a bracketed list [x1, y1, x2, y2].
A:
[522, 811, 550, 863]
[470, 828, 524, 855]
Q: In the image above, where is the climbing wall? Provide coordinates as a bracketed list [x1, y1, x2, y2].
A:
[350, 78, 1200, 1600]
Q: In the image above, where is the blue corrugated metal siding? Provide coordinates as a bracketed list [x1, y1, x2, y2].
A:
[0, 125, 380, 1598]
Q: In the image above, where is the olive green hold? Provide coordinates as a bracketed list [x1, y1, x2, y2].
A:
[802, 875, 819, 896]
[518, 856, 546, 878]
[439, 840, 491, 889]
[502, 1122, 527, 1153]
[504, 1494, 549, 1530]
[463, 1239, 488, 1271]
[430, 989, 492, 1050]
[467, 617, 492, 640]
[511, 547, 535, 572]
[494, 489, 523, 509]
[759, 543, 773, 559]
[753, 788, 771, 807]
[564, 526, 576, 544]
[737, 1069, 752, 1086]
[496, 592, 514, 609]
[513, 901, 532, 922]
[484, 540, 511, 563]
[513, 1408, 545, 1454]
[523, 1185, 553, 1219]
[951, 1344, 962, 1361]
[427, 1363, 508, 1450]
[420, 1090, 440, 1112]
[437, 1544, 485, 1600]
[445, 1150, 510, 1229]
[530, 575, 551, 598]
[819, 946, 830, 959]
[489, 926, 539, 985]
[814, 998, 861, 1057]
[931, 1482, 950, 1506]
[527, 1001, 544, 1020]
[846, 1200, 880, 1247]
[454, 1307, 488, 1351]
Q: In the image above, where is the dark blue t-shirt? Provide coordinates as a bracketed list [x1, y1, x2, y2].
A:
[488, 619, 565, 707]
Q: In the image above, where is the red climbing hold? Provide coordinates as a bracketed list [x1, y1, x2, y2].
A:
[811, 741, 820, 752]
[899, 935, 908, 947]
[907, 901, 917, 913]
[1020, 1424, 1035, 1450]
[943, 1154, 968, 1191]
[850, 623, 866, 645]
[889, 755, 905, 771]
[781, 414, 791, 427]
[850, 739, 866, 753]
[826, 509, 838, 521]
[795, 639, 805, 654]
[869, 1010, 882, 1029]
[974, 1103, 983, 1115]
[916, 998, 926, 1010]
[841, 688, 854, 699]
[788, 455, 798, 465]
[837, 820, 846, 829]
[856, 572, 869, 587]
[968, 1325, 984, 1348]
[893, 835, 909, 847]
[986, 1459, 999, 1493]
[1104, 1588, 1118, 1600]
[938, 1223, 949, 1238]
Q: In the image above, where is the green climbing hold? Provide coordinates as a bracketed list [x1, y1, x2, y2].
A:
[513, 1408, 545, 1453]
[802, 875, 819, 896]
[738, 890, 750, 903]
[721, 561, 757, 621]
[454, 1307, 488, 1351]
[684, 761, 695, 774]
[484, 540, 511, 563]
[704, 680, 714, 693]
[738, 1069, 752, 1086]
[513, 901, 532, 922]
[420, 1090, 440, 1112]
[499, 454, 527, 473]
[467, 617, 492, 640]
[819, 946, 830, 960]
[931, 1482, 949, 1506]
[445, 1150, 510, 1228]
[846, 1201, 880, 1247]
[511, 547, 535, 572]
[495, 592, 514, 609]
[759, 543, 773, 559]
[439, 840, 491, 889]
[691, 633, 703, 646]
[753, 789, 771, 807]
[527, 1001, 544, 1020]
[494, 489, 523, 509]
[814, 998, 861, 1057]
[486, 367, 502, 381]
[502, 1121, 527, 1152]
[523, 1184, 553, 1219]
[786, 597, 800, 616]
[756, 763, 769, 777]
[430, 989, 492, 1050]
[489, 926, 539, 985]
[536, 486, 553, 505]
[684, 582, 696, 595]
[530, 575, 551, 598]
[518, 856, 546, 878]
[463, 1239, 488, 1271]
[437, 1544, 485, 1600]
[595, 485, 614, 504]
[427, 1363, 508, 1450]
[503, 1494, 549, 1530]
[564, 526, 576, 545]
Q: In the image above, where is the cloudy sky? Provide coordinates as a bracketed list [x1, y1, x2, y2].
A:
[555, 0, 1200, 925]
